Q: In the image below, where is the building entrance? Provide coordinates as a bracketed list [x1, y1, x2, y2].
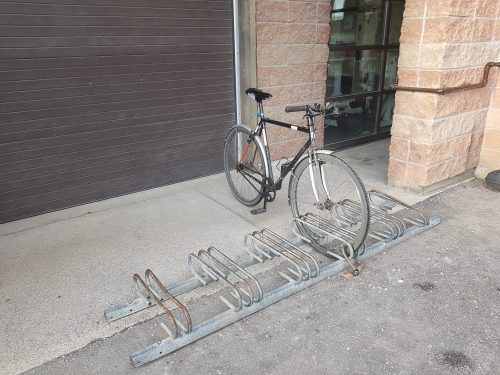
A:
[324, 0, 405, 149]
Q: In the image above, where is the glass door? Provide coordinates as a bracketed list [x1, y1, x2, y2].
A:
[324, 0, 404, 149]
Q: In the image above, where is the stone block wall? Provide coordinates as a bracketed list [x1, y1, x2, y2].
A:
[388, 0, 500, 190]
[254, 0, 331, 160]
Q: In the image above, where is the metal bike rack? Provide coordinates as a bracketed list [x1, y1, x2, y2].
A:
[291, 189, 430, 256]
[132, 269, 192, 339]
[245, 228, 319, 283]
[104, 191, 440, 368]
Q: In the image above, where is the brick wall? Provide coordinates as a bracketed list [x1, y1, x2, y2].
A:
[388, 0, 500, 190]
[255, 0, 331, 160]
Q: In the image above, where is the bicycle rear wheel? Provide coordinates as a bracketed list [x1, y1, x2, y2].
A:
[223, 125, 267, 207]
[289, 152, 369, 256]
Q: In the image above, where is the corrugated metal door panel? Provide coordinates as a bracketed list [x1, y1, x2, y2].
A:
[0, 0, 235, 223]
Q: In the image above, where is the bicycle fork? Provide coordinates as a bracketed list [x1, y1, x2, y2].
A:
[308, 150, 332, 210]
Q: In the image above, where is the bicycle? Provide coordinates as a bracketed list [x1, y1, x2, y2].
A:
[223, 88, 370, 256]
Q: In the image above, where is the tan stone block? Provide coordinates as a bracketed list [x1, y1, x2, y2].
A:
[396, 69, 418, 86]
[269, 141, 287, 160]
[387, 158, 407, 180]
[257, 22, 289, 44]
[440, 44, 469, 69]
[448, 155, 468, 177]
[425, 161, 450, 185]
[391, 114, 413, 139]
[435, 91, 466, 118]
[400, 18, 423, 43]
[422, 18, 448, 43]
[287, 44, 316, 65]
[473, 18, 495, 42]
[450, 0, 475, 16]
[447, 18, 474, 43]
[466, 151, 481, 169]
[314, 43, 330, 63]
[442, 67, 485, 87]
[389, 137, 410, 161]
[411, 117, 434, 143]
[409, 136, 469, 166]
[491, 87, 500, 108]
[403, 0, 426, 18]
[393, 91, 414, 116]
[286, 130, 309, 143]
[398, 43, 420, 69]
[486, 107, 500, 130]
[420, 67, 485, 89]
[475, 0, 499, 17]
[257, 44, 289, 66]
[258, 66, 287, 87]
[313, 63, 328, 83]
[431, 111, 477, 142]
[317, 3, 332, 24]
[267, 125, 288, 143]
[262, 83, 319, 107]
[316, 24, 330, 43]
[495, 19, 500, 41]
[472, 109, 489, 131]
[426, 0, 473, 16]
[259, 85, 288, 107]
[256, 0, 288, 23]
[266, 105, 304, 125]
[289, 2, 317, 23]
[464, 88, 492, 112]
[427, 0, 453, 16]
[406, 163, 428, 185]
[451, 133, 473, 157]
[286, 138, 308, 155]
[409, 142, 433, 165]
[469, 130, 485, 154]
[420, 44, 446, 70]
[483, 128, 500, 150]
[286, 64, 315, 85]
[466, 43, 499, 66]
[288, 24, 316, 44]
[413, 92, 439, 119]
[418, 70, 442, 87]
[478, 148, 500, 169]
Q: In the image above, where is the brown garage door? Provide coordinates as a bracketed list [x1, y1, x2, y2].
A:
[0, 0, 235, 223]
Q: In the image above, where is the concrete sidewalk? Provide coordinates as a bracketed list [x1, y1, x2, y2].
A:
[17, 180, 500, 375]
[0, 140, 478, 374]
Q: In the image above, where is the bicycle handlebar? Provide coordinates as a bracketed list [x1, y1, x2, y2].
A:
[285, 105, 308, 113]
[285, 103, 339, 117]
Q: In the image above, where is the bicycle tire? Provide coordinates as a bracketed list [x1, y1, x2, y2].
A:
[289, 152, 370, 255]
[223, 125, 267, 207]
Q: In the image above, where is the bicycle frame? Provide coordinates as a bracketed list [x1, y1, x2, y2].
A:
[236, 101, 321, 211]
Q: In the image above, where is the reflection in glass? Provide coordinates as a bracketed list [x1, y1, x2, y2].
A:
[384, 49, 399, 89]
[379, 93, 395, 128]
[324, 0, 405, 146]
[389, 1, 405, 44]
[324, 95, 378, 143]
[326, 49, 381, 97]
[330, 0, 384, 46]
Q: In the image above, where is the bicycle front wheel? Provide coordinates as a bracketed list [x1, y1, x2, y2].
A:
[223, 125, 267, 207]
[289, 152, 369, 255]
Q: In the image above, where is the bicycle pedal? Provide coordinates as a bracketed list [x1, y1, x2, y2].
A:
[250, 207, 266, 215]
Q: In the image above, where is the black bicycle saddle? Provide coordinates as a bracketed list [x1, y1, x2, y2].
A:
[245, 88, 272, 102]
